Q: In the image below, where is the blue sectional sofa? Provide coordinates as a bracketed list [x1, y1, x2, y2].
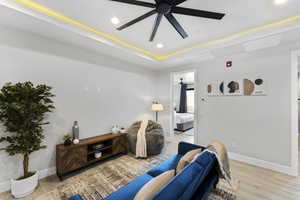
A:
[69, 142, 219, 200]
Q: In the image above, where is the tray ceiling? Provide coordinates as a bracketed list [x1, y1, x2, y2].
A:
[1, 0, 300, 60]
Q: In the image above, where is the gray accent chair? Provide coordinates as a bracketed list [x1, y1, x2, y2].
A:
[127, 120, 165, 156]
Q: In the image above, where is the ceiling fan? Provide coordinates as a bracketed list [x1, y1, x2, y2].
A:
[109, 0, 225, 42]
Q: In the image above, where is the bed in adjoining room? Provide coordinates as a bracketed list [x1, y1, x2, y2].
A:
[174, 112, 194, 132]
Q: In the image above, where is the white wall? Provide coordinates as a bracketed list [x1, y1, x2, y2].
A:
[157, 44, 299, 172]
[197, 49, 291, 166]
[156, 72, 172, 137]
[0, 30, 157, 191]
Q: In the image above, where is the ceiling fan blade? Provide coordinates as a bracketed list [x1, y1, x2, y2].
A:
[117, 10, 157, 30]
[165, 13, 188, 39]
[149, 13, 163, 42]
[109, 0, 156, 8]
[164, 0, 186, 5]
[174, 0, 187, 5]
[172, 7, 225, 20]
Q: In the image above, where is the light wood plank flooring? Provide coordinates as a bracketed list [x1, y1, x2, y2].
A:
[0, 140, 299, 200]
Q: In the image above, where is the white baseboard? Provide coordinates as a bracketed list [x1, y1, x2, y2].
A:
[0, 167, 56, 193]
[164, 136, 174, 142]
[0, 181, 10, 194]
[229, 152, 297, 177]
[39, 167, 56, 179]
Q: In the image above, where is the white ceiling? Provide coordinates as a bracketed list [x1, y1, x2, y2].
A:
[1, 0, 300, 69]
[9, 0, 300, 53]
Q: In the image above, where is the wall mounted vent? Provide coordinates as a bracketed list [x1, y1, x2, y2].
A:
[243, 35, 281, 52]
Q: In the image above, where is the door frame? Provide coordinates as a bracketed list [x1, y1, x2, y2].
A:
[170, 69, 198, 144]
[290, 50, 299, 176]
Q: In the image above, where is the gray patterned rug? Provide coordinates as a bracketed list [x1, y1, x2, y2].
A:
[41, 154, 239, 200]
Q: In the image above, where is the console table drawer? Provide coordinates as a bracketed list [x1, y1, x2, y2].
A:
[113, 136, 127, 154]
[56, 146, 87, 174]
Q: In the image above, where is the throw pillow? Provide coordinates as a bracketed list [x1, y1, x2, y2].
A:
[176, 148, 203, 173]
[134, 170, 175, 200]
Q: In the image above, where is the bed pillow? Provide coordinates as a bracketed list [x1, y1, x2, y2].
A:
[134, 170, 175, 200]
[176, 148, 202, 173]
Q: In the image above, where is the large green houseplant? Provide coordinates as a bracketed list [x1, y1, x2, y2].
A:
[0, 82, 54, 198]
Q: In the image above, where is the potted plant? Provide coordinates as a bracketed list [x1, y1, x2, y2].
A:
[0, 82, 55, 198]
[63, 134, 73, 145]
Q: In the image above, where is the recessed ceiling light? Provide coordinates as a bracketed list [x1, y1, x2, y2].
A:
[111, 17, 120, 25]
[156, 43, 164, 48]
[274, 0, 288, 5]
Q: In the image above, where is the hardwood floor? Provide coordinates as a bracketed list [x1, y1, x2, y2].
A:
[173, 131, 194, 144]
[231, 158, 300, 200]
[0, 140, 299, 200]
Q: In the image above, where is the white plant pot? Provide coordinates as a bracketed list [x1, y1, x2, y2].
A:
[11, 172, 39, 198]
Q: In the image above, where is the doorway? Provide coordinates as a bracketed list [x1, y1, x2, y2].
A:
[295, 54, 300, 158]
[170, 70, 197, 144]
[291, 50, 299, 176]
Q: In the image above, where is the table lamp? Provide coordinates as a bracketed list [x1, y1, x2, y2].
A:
[152, 102, 164, 122]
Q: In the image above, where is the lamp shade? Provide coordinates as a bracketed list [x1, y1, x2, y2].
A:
[152, 103, 164, 112]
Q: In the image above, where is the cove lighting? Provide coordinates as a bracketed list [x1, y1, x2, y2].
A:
[274, 0, 288, 5]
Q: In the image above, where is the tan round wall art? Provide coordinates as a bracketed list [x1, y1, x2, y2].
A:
[207, 78, 267, 96]
[243, 79, 255, 96]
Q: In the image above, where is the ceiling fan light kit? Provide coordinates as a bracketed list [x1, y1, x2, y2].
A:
[110, 0, 225, 42]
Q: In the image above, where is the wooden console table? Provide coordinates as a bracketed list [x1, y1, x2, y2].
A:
[56, 133, 127, 179]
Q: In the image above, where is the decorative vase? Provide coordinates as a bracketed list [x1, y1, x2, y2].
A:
[11, 172, 39, 198]
[72, 121, 79, 139]
[112, 125, 120, 134]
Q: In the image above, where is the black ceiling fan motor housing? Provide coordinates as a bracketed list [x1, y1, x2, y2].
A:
[110, 0, 225, 42]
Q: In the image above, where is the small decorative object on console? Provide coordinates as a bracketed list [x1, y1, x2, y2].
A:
[95, 152, 102, 159]
[92, 143, 105, 150]
[63, 134, 73, 145]
[73, 139, 79, 145]
[112, 125, 120, 134]
[120, 127, 127, 133]
[72, 121, 79, 139]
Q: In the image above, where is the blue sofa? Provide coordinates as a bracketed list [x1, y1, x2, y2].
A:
[69, 142, 219, 200]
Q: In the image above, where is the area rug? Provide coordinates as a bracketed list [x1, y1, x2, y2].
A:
[40, 154, 239, 200]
